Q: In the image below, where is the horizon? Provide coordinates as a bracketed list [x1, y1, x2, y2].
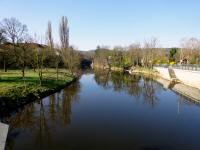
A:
[1, 0, 200, 50]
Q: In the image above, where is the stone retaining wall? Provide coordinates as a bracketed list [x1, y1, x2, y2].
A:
[154, 67, 200, 90]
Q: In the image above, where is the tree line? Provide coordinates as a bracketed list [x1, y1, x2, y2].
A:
[93, 37, 200, 69]
[0, 17, 81, 84]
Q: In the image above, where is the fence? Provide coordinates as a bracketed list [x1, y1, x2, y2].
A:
[154, 64, 200, 71]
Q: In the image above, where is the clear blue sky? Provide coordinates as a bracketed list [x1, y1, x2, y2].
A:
[1, 0, 200, 50]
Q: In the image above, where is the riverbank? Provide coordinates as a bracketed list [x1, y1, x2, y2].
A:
[0, 69, 76, 114]
[93, 66, 200, 101]
[131, 67, 200, 102]
[155, 67, 200, 90]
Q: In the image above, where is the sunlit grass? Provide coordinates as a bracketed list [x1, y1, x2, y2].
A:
[0, 69, 75, 99]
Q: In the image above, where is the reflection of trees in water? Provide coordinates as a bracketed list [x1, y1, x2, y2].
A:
[61, 83, 80, 125]
[94, 70, 161, 106]
[5, 81, 80, 150]
[124, 75, 142, 98]
[35, 100, 51, 148]
[49, 95, 56, 122]
[142, 77, 159, 107]
[5, 103, 36, 150]
[176, 93, 200, 114]
[110, 71, 125, 92]
[94, 69, 111, 89]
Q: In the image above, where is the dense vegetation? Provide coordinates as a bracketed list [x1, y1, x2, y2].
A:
[93, 38, 200, 69]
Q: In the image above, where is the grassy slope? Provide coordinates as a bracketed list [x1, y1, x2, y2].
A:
[0, 69, 75, 99]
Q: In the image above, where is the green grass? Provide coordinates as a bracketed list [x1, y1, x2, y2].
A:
[0, 69, 75, 100]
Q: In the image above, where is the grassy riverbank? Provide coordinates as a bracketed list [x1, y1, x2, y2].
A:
[0, 69, 76, 100]
[130, 67, 159, 76]
[94, 64, 158, 76]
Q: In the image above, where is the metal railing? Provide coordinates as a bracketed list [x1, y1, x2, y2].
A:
[172, 64, 200, 71]
[154, 64, 200, 71]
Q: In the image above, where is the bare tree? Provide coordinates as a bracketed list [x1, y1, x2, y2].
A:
[59, 16, 72, 73]
[128, 42, 142, 66]
[1, 18, 27, 44]
[46, 21, 54, 49]
[59, 16, 69, 49]
[143, 37, 158, 68]
[181, 38, 200, 64]
[1, 18, 28, 67]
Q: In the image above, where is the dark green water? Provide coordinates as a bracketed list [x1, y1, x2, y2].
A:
[3, 70, 200, 150]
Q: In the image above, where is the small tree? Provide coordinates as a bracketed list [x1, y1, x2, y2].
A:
[35, 48, 45, 85]
[0, 28, 8, 72]
[0, 28, 7, 44]
[169, 48, 178, 62]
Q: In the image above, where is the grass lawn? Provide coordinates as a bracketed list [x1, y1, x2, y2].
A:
[0, 69, 75, 100]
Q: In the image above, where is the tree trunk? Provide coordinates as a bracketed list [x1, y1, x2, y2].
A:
[56, 63, 58, 81]
[3, 56, 7, 72]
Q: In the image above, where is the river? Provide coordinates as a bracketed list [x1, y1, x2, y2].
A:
[3, 70, 200, 150]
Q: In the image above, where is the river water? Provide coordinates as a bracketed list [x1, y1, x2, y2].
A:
[4, 70, 200, 150]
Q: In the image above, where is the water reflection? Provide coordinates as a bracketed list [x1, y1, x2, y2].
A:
[3, 70, 200, 150]
[94, 69, 162, 107]
[5, 82, 80, 150]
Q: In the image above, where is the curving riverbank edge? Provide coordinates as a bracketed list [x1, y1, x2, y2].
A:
[0, 77, 77, 115]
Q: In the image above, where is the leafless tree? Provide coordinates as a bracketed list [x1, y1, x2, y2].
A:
[143, 37, 158, 68]
[59, 16, 69, 49]
[128, 42, 142, 66]
[46, 21, 54, 49]
[181, 38, 200, 63]
[1, 18, 27, 44]
[59, 16, 73, 73]
[1, 18, 28, 67]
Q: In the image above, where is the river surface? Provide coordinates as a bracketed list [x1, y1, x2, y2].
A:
[3, 70, 200, 150]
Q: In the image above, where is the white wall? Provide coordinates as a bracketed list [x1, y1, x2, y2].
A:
[154, 67, 200, 90]
[173, 69, 200, 89]
[154, 67, 171, 80]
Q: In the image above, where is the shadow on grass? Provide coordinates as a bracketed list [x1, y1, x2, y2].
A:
[0, 77, 39, 83]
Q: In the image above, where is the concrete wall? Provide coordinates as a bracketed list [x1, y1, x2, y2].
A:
[173, 69, 200, 89]
[155, 77, 200, 102]
[154, 67, 171, 80]
[154, 67, 200, 90]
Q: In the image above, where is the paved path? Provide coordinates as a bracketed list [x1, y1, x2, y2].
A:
[0, 122, 9, 150]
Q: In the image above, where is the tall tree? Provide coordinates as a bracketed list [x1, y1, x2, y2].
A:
[59, 16, 69, 49]
[59, 16, 72, 73]
[46, 21, 54, 49]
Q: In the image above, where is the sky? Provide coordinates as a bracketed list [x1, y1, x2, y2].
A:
[1, 0, 200, 50]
